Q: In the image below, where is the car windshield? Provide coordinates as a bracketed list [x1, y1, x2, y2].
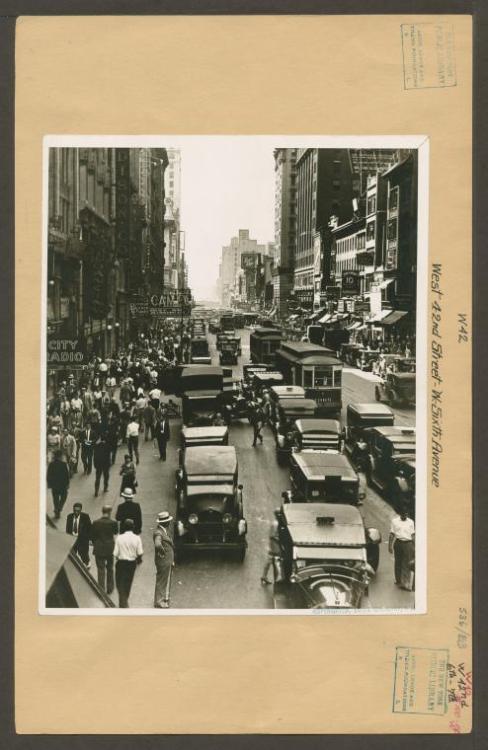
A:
[192, 341, 209, 356]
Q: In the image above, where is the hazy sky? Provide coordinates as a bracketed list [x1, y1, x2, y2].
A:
[179, 140, 276, 300]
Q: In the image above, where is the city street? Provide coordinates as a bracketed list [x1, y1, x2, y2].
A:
[52, 328, 415, 610]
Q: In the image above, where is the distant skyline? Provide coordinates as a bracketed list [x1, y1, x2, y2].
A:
[179, 141, 276, 300]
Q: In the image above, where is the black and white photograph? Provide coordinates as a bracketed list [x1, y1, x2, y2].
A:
[42, 137, 427, 613]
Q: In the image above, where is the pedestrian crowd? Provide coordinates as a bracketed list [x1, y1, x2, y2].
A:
[45, 329, 185, 608]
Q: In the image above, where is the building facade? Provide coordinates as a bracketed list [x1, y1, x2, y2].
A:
[218, 229, 269, 308]
[47, 147, 177, 360]
[294, 149, 354, 311]
[273, 148, 297, 316]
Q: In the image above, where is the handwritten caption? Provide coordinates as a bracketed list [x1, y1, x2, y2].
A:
[431, 264, 443, 487]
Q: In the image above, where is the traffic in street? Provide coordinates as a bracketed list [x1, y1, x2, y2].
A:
[46, 323, 415, 611]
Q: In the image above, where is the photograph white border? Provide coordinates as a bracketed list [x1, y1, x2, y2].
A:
[39, 134, 429, 616]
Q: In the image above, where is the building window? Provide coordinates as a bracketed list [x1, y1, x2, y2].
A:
[367, 221, 375, 241]
[389, 186, 399, 212]
[387, 217, 398, 241]
[333, 180, 341, 190]
[367, 195, 376, 215]
[314, 367, 333, 387]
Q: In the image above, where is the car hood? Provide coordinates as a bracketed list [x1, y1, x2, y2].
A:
[292, 564, 371, 609]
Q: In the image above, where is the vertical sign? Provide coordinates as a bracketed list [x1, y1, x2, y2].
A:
[115, 149, 131, 258]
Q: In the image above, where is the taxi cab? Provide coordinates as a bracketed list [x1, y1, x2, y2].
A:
[285, 450, 364, 505]
[363, 426, 416, 510]
[180, 425, 229, 451]
[175, 446, 247, 561]
[272, 503, 380, 609]
[275, 418, 342, 465]
[344, 402, 395, 469]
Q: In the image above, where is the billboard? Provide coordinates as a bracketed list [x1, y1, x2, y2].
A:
[341, 270, 361, 296]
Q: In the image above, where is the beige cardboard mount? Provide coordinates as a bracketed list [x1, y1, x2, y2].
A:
[15, 15, 472, 734]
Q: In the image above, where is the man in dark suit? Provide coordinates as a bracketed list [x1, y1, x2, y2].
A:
[115, 488, 142, 535]
[66, 502, 92, 566]
[154, 411, 171, 461]
[80, 425, 97, 475]
[46, 449, 70, 519]
[90, 505, 118, 594]
[105, 413, 120, 466]
[93, 433, 111, 497]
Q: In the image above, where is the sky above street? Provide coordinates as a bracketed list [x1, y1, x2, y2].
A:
[179, 140, 276, 301]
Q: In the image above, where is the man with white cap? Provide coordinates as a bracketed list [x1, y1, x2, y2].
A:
[153, 511, 175, 608]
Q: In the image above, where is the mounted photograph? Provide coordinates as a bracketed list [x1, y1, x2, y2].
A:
[41, 137, 426, 614]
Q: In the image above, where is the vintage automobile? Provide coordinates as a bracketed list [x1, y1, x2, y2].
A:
[362, 426, 416, 511]
[356, 349, 380, 371]
[219, 338, 240, 365]
[375, 371, 416, 406]
[180, 366, 233, 426]
[180, 425, 229, 452]
[389, 456, 416, 519]
[275, 418, 342, 465]
[340, 342, 363, 366]
[190, 336, 212, 365]
[175, 446, 247, 561]
[275, 341, 342, 416]
[243, 363, 271, 384]
[269, 385, 306, 421]
[274, 398, 317, 439]
[285, 450, 364, 506]
[208, 319, 221, 334]
[252, 370, 284, 396]
[250, 326, 283, 365]
[344, 402, 395, 470]
[271, 503, 380, 609]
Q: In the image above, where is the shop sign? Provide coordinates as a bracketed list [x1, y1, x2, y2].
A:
[325, 285, 341, 301]
[342, 270, 361, 296]
[47, 338, 86, 367]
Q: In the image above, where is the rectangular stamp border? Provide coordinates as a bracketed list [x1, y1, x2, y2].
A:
[401, 23, 457, 91]
[393, 646, 450, 715]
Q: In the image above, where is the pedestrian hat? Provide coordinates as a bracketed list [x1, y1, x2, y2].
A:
[121, 488, 135, 499]
[157, 511, 173, 524]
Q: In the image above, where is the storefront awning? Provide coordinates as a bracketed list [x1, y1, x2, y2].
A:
[347, 321, 362, 331]
[381, 310, 409, 326]
[378, 278, 395, 290]
[367, 309, 393, 323]
[318, 313, 332, 324]
[289, 314, 299, 321]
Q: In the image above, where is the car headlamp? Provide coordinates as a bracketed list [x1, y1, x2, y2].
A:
[188, 513, 199, 525]
[222, 513, 233, 525]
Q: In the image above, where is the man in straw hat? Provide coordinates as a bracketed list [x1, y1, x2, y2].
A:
[115, 487, 142, 535]
[153, 511, 175, 609]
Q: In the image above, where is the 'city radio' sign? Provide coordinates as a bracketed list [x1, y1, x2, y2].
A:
[47, 338, 86, 367]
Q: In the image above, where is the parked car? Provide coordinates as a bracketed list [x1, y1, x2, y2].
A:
[175, 446, 247, 561]
[285, 450, 364, 505]
[344, 403, 395, 470]
[363, 426, 416, 513]
[375, 372, 416, 406]
[271, 503, 380, 609]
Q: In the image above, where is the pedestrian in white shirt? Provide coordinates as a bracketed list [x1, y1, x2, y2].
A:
[113, 518, 143, 607]
[389, 507, 415, 590]
[126, 418, 140, 464]
[149, 387, 162, 410]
